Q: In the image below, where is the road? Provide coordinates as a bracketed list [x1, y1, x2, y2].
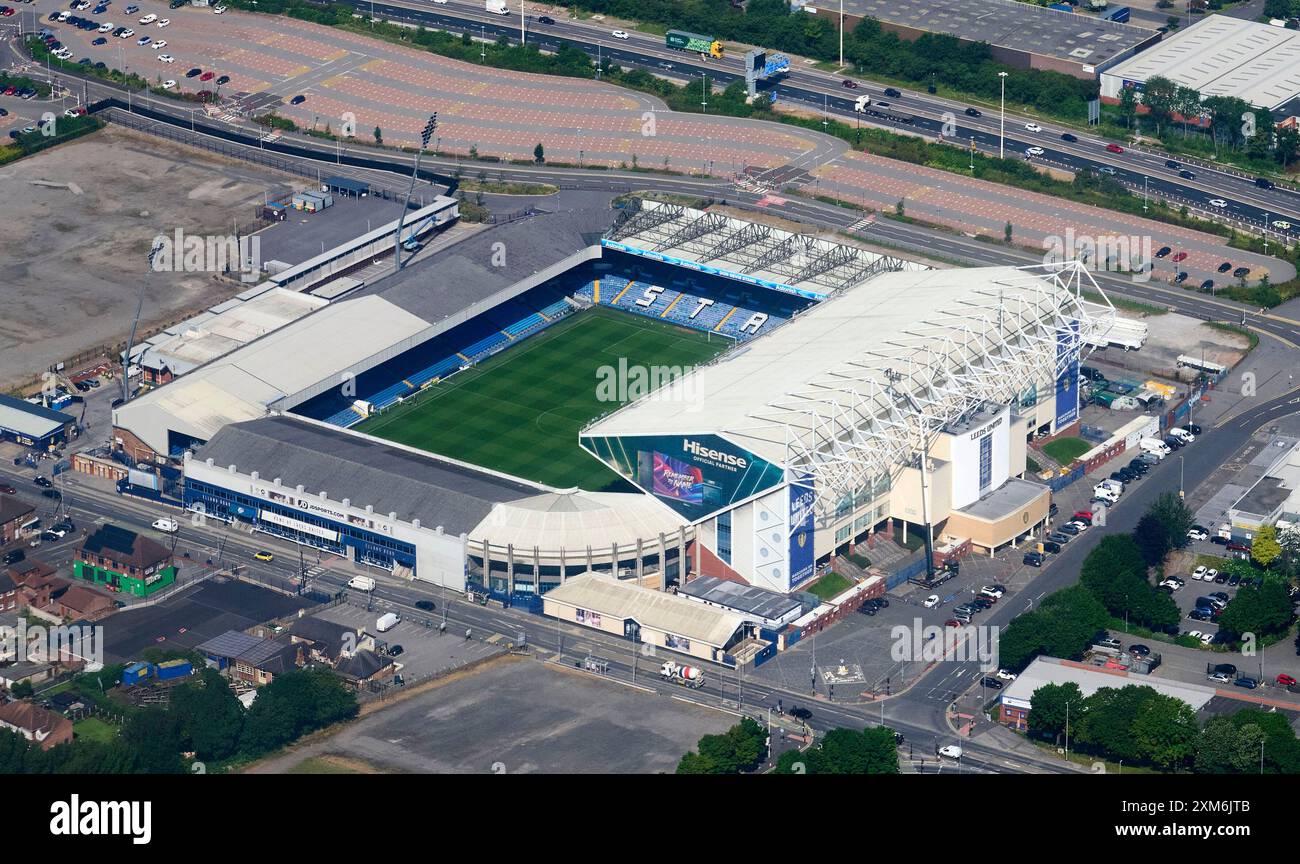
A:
[340, 0, 1300, 238]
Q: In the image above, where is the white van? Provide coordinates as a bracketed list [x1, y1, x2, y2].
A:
[376, 612, 400, 632]
[1139, 437, 1170, 458]
[1169, 427, 1195, 444]
[1093, 485, 1120, 503]
[348, 575, 376, 591]
[1099, 478, 1124, 494]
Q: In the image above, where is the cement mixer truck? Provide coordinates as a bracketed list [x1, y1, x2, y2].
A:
[660, 660, 705, 689]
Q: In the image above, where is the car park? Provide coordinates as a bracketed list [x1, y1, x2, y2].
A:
[1042, 540, 1062, 554]
[138, 11, 155, 22]
[1188, 609, 1212, 622]
[980, 585, 1005, 599]
[387, 644, 404, 657]
[1227, 573, 1240, 587]
[970, 597, 993, 611]
[944, 618, 961, 628]
[213, 4, 226, 11]
[1170, 251, 1187, 263]
[1207, 671, 1231, 684]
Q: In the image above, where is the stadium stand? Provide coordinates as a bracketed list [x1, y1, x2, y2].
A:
[573, 277, 798, 341]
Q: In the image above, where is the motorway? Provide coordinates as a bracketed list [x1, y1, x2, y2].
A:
[339, 0, 1300, 237]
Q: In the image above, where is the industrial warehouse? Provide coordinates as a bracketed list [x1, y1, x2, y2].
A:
[109, 202, 1112, 624]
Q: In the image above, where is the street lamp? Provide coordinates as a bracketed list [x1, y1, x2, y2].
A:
[1178, 454, 1184, 499]
[998, 71, 1008, 160]
[393, 112, 437, 274]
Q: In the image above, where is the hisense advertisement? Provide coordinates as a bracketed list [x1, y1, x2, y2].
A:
[580, 432, 785, 521]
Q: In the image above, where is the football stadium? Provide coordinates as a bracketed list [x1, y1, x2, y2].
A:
[113, 198, 1116, 626]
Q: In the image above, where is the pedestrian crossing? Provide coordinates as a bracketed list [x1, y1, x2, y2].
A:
[847, 214, 876, 232]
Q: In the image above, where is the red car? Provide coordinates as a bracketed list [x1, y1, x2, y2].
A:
[199, 71, 215, 81]
[1073, 510, 1094, 523]
[2, 86, 15, 96]
[1171, 251, 1188, 262]
[1277, 674, 1297, 687]
[1105, 143, 1124, 154]
[0, 484, 14, 495]
[944, 619, 962, 628]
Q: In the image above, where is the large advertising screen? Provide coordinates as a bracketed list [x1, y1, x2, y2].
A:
[1054, 321, 1080, 429]
[651, 452, 704, 504]
[580, 433, 785, 521]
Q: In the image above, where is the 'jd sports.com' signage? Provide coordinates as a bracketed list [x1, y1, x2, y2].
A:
[581, 433, 785, 521]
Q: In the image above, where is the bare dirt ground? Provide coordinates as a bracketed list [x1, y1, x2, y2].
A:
[0, 124, 303, 391]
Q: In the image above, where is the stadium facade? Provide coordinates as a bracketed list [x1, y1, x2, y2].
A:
[111, 200, 1112, 597]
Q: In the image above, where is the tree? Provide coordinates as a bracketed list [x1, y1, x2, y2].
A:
[677, 718, 766, 774]
[120, 708, 185, 774]
[1118, 85, 1138, 129]
[9, 681, 33, 699]
[1251, 524, 1282, 569]
[1216, 582, 1293, 640]
[171, 668, 246, 762]
[1149, 492, 1194, 551]
[1132, 693, 1198, 771]
[1196, 717, 1265, 773]
[239, 669, 358, 758]
[1027, 681, 1083, 742]
[533, 142, 545, 163]
[1133, 513, 1171, 568]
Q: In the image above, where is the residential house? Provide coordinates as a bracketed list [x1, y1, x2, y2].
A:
[0, 700, 74, 750]
[56, 585, 115, 622]
[0, 495, 36, 545]
[333, 649, 394, 688]
[288, 617, 369, 665]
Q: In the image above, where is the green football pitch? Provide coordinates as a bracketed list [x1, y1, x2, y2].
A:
[354, 307, 730, 490]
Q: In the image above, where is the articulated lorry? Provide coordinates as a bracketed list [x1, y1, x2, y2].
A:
[660, 660, 705, 688]
[665, 29, 724, 59]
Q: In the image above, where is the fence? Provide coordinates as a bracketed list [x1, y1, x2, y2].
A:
[888, 556, 927, 590]
[1046, 463, 1086, 492]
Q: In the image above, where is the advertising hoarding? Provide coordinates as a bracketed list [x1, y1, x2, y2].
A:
[1054, 321, 1080, 429]
[788, 476, 816, 589]
[581, 433, 784, 521]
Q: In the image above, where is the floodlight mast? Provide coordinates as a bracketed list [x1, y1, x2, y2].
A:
[884, 367, 936, 580]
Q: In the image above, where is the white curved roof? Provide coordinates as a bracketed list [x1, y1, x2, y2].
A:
[470, 490, 686, 552]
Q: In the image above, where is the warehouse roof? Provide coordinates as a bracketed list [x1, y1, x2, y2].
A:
[676, 574, 804, 624]
[546, 573, 746, 648]
[1103, 16, 1300, 110]
[0, 394, 74, 441]
[1001, 656, 1219, 711]
[114, 295, 433, 456]
[836, 0, 1155, 72]
[191, 415, 542, 536]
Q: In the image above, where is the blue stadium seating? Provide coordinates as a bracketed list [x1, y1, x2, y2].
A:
[585, 276, 791, 342]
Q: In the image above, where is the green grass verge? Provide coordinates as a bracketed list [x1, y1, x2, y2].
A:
[1042, 437, 1092, 464]
[1081, 289, 1169, 316]
[1205, 321, 1260, 352]
[807, 571, 854, 601]
[355, 307, 728, 490]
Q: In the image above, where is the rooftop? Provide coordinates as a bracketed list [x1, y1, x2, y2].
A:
[545, 573, 746, 648]
[1103, 15, 1300, 110]
[191, 415, 541, 536]
[0, 494, 35, 525]
[471, 490, 685, 554]
[958, 477, 1051, 522]
[0, 393, 75, 440]
[1000, 656, 1219, 711]
[79, 524, 171, 571]
[836, 0, 1155, 71]
[677, 574, 805, 622]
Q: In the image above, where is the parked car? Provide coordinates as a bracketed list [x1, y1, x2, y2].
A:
[1057, 523, 1080, 536]
[1129, 644, 1150, 657]
[33, 475, 52, 488]
[923, 594, 940, 608]
[980, 676, 1003, 690]
[1187, 527, 1208, 541]
[1234, 676, 1258, 689]
[1217, 261, 1233, 273]
[1155, 246, 1171, 258]
[1200, 279, 1215, 291]
[1233, 266, 1251, 279]
[996, 669, 1017, 681]
[1022, 551, 1045, 567]
[1276, 673, 1297, 687]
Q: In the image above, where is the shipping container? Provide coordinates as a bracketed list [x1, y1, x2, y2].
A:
[123, 661, 154, 685]
[156, 659, 194, 680]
